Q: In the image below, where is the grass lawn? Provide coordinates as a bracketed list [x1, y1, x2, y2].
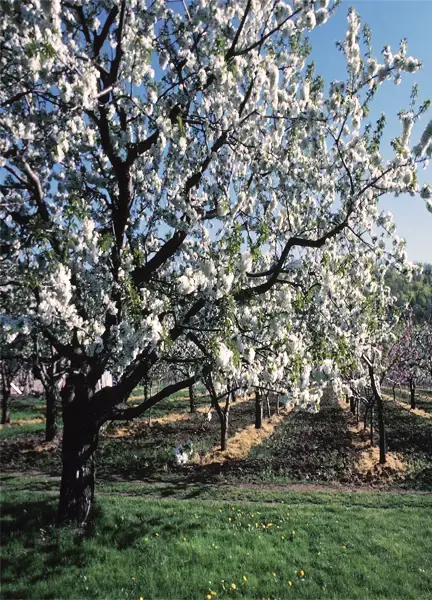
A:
[1, 489, 432, 600]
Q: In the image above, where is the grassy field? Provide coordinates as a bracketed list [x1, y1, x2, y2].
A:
[1, 388, 432, 599]
[1, 488, 432, 600]
[0, 396, 47, 440]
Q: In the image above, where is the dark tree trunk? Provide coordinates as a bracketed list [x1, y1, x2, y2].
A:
[409, 379, 416, 409]
[376, 394, 386, 464]
[266, 393, 271, 418]
[45, 388, 59, 442]
[1, 390, 11, 424]
[370, 407, 374, 447]
[349, 396, 356, 414]
[255, 391, 263, 429]
[189, 383, 196, 413]
[367, 364, 386, 464]
[58, 405, 99, 526]
[220, 410, 229, 451]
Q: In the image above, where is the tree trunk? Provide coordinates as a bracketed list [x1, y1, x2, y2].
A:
[1, 389, 11, 424]
[376, 394, 386, 464]
[189, 383, 196, 413]
[367, 364, 386, 464]
[220, 410, 229, 451]
[266, 393, 271, 418]
[370, 407, 374, 447]
[58, 406, 99, 526]
[349, 396, 356, 414]
[409, 379, 416, 409]
[45, 388, 59, 442]
[255, 391, 263, 429]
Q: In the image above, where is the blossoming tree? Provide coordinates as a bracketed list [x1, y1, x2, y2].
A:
[387, 314, 432, 409]
[1, 0, 430, 524]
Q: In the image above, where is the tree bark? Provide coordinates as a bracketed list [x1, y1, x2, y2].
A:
[45, 388, 59, 442]
[266, 393, 271, 418]
[367, 363, 386, 464]
[349, 396, 356, 414]
[409, 379, 416, 409]
[255, 391, 263, 429]
[1, 389, 11, 424]
[376, 394, 386, 464]
[189, 383, 196, 413]
[58, 404, 99, 526]
[370, 407, 374, 447]
[1, 363, 11, 424]
[220, 410, 229, 451]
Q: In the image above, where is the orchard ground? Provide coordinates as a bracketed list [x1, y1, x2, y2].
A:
[1, 389, 432, 599]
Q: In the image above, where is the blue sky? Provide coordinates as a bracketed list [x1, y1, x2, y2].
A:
[306, 0, 432, 263]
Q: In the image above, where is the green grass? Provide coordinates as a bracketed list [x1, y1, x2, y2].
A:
[0, 421, 46, 440]
[1, 489, 432, 600]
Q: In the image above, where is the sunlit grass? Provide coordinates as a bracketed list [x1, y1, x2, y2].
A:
[1, 489, 431, 599]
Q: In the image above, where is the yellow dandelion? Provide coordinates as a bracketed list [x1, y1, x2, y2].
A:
[231, 583, 236, 590]
[219, 509, 222, 513]
[291, 531, 296, 535]
[288, 581, 292, 587]
[228, 517, 232, 521]
[281, 536, 285, 540]
[210, 592, 217, 597]
[207, 595, 212, 600]
[299, 570, 305, 577]
[140, 597, 144, 600]
[131, 577, 136, 582]
[272, 573, 277, 577]
[155, 533, 159, 537]
[214, 546, 219, 549]
[243, 576, 247, 582]
[183, 538, 187, 542]
[221, 580, 224, 583]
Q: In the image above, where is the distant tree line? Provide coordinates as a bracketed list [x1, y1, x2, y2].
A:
[386, 263, 432, 323]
